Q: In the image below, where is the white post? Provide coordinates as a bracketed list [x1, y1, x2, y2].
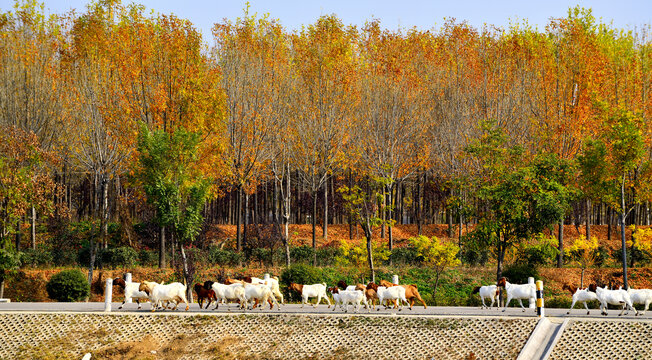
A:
[125, 273, 132, 303]
[264, 273, 270, 281]
[104, 278, 113, 312]
[392, 275, 399, 285]
[528, 277, 535, 309]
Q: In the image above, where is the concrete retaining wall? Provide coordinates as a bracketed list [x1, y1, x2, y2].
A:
[0, 312, 536, 360]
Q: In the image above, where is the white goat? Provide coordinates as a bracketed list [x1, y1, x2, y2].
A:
[139, 281, 189, 312]
[251, 276, 284, 304]
[210, 282, 246, 310]
[289, 283, 331, 308]
[563, 284, 598, 315]
[113, 278, 149, 310]
[376, 286, 409, 311]
[498, 278, 535, 312]
[593, 285, 637, 316]
[244, 283, 279, 310]
[473, 285, 499, 309]
[628, 288, 652, 316]
[339, 289, 369, 313]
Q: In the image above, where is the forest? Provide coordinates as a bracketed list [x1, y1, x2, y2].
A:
[0, 0, 651, 301]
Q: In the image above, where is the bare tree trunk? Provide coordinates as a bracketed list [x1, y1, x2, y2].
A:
[557, 219, 564, 268]
[180, 246, 193, 303]
[236, 185, 242, 253]
[607, 206, 612, 241]
[417, 172, 423, 235]
[30, 206, 36, 250]
[312, 188, 317, 266]
[0, 279, 4, 299]
[284, 164, 291, 267]
[387, 184, 393, 262]
[15, 220, 21, 251]
[620, 176, 629, 290]
[101, 176, 109, 249]
[364, 223, 375, 283]
[348, 169, 353, 240]
[586, 198, 591, 240]
[159, 225, 166, 268]
[323, 177, 328, 242]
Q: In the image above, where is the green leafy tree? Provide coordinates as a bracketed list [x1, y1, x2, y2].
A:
[0, 249, 20, 299]
[409, 235, 460, 303]
[135, 124, 209, 299]
[579, 109, 651, 288]
[466, 121, 576, 281]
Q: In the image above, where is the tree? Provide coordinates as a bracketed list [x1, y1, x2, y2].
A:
[466, 121, 576, 281]
[135, 123, 210, 294]
[213, 10, 282, 255]
[291, 15, 356, 261]
[566, 234, 598, 288]
[0, 248, 20, 299]
[338, 178, 393, 283]
[579, 109, 651, 289]
[409, 235, 460, 303]
[0, 126, 60, 250]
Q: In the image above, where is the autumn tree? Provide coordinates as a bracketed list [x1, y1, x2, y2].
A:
[0, 1, 65, 248]
[213, 10, 284, 255]
[291, 15, 356, 262]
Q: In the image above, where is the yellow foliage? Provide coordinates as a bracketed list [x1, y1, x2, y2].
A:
[629, 226, 652, 253]
[408, 235, 461, 272]
[336, 240, 390, 267]
[566, 234, 598, 269]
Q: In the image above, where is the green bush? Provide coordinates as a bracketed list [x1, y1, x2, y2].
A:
[207, 247, 242, 267]
[52, 247, 78, 266]
[316, 247, 339, 266]
[280, 264, 322, 302]
[502, 263, 538, 284]
[251, 248, 271, 266]
[390, 247, 422, 265]
[101, 247, 138, 269]
[460, 248, 489, 266]
[138, 249, 158, 267]
[184, 247, 209, 266]
[290, 245, 314, 264]
[46, 269, 90, 302]
[20, 246, 54, 267]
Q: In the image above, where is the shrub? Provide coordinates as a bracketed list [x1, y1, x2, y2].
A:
[46, 269, 90, 302]
[183, 247, 209, 267]
[290, 245, 314, 264]
[502, 263, 538, 284]
[207, 247, 242, 267]
[20, 246, 54, 267]
[138, 249, 158, 267]
[390, 247, 422, 265]
[251, 248, 271, 266]
[101, 247, 138, 269]
[316, 247, 339, 267]
[280, 264, 321, 302]
[518, 235, 559, 267]
[52, 247, 78, 267]
[460, 248, 489, 266]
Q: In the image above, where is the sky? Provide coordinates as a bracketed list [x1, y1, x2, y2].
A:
[6, 0, 651, 40]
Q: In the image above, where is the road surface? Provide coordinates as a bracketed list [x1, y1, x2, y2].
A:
[1, 302, 649, 320]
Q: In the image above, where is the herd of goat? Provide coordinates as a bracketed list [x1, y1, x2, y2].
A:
[112, 275, 652, 316]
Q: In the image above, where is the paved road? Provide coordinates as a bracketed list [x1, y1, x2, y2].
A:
[1, 302, 650, 321]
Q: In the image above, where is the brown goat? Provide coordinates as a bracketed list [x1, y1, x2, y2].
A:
[378, 280, 426, 309]
[194, 283, 217, 309]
